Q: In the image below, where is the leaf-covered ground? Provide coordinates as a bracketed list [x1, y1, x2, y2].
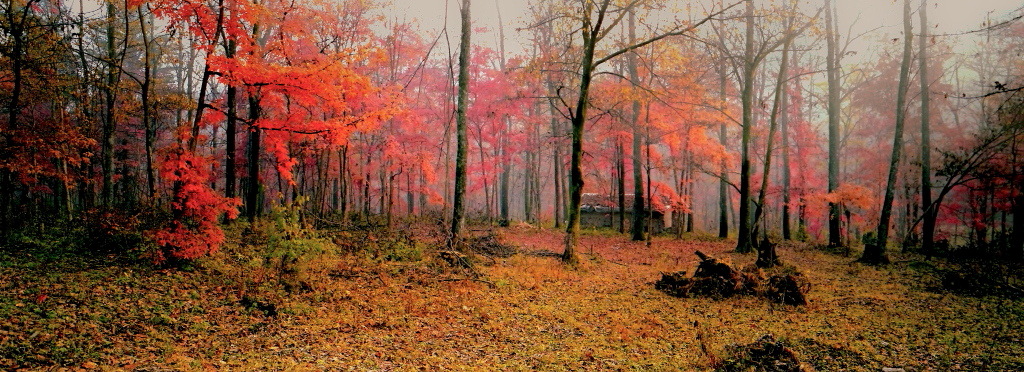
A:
[2, 226, 1023, 371]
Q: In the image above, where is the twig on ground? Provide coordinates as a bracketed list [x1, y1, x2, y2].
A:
[437, 278, 497, 288]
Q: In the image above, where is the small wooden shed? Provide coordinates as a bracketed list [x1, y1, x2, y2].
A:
[579, 193, 666, 234]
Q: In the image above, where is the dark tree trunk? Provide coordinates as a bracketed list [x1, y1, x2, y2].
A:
[499, 121, 510, 226]
[736, 0, 755, 253]
[718, 64, 729, 239]
[862, 0, 912, 265]
[781, 70, 792, 241]
[245, 95, 263, 221]
[137, 7, 158, 201]
[1013, 192, 1023, 259]
[614, 142, 622, 233]
[225, 39, 238, 200]
[550, 92, 563, 229]
[919, 0, 936, 255]
[2, 3, 28, 234]
[450, 0, 471, 243]
[685, 159, 695, 233]
[339, 146, 348, 218]
[101, 0, 118, 207]
[564, 0, 607, 265]
[825, 0, 843, 249]
[627, 10, 646, 242]
[752, 8, 794, 242]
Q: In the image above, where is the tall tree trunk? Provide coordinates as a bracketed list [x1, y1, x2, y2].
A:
[718, 62, 729, 239]
[496, 0, 510, 227]
[101, 0, 118, 207]
[628, 10, 646, 241]
[245, 94, 262, 221]
[617, 141, 627, 233]
[975, 189, 989, 247]
[137, 6, 158, 201]
[919, 0, 935, 255]
[225, 39, 238, 200]
[752, 12, 794, 241]
[500, 119, 510, 225]
[564, 0, 606, 265]
[862, 0, 913, 265]
[645, 134, 654, 243]
[474, 133, 491, 221]
[339, 146, 349, 219]
[753, 3, 790, 264]
[549, 79, 564, 229]
[1013, 191, 1023, 259]
[825, 0, 843, 248]
[524, 154, 533, 222]
[2, 1, 29, 234]
[524, 103, 536, 223]
[187, 0, 225, 153]
[736, 0, 755, 253]
[781, 60, 792, 240]
[685, 154, 695, 233]
[450, 0, 471, 243]
[406, 169, 415, 216]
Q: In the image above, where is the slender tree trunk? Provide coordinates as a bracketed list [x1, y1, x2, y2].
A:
[450, 0, 471, 243]
[225, 40, 238, 200]
[825, 0, 843, 248]
[752, 3, 799, 265]
[500, 118, 510, 225]
[781, 62, 792, 240]
[752, 15, 793, 243]
[524, 101, 535, 222]
[975, 189, 989, 247]
[564, 1, 607, 265]
[136, 6, 158, 201]
[718, 62, 729, 239]
[627, 10, 645, 241]
[101, 0, 118, 207]
[1013, 191, 1023, 259]
[549, 79, 564, 229]
[2, 2, 29, 234]
[524, 156, 533, 222]
[474, 133, 491, 220]
[863, 0, 913, 265]
[339, 146, 348, 218]
[919, 0, 935, 254]
[406, 169, 415, 216]
[187, 0, 225, 153]
[685, 155, 695, 233]
[645, 133, 653, 243]
[617, 141, 627, 233]
[495, 1, 511, 227]
[673, 166, 682, 237]
[736, 0, 755, 253]
[245, 94, 262, 221]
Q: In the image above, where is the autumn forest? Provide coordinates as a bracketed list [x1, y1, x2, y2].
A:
[2, 0, 1024, 370]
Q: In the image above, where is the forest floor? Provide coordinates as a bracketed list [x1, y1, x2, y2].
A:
[2, 223, 1024, 371]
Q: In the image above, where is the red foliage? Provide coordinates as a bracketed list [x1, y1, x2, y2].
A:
[150, 146, 239, 263]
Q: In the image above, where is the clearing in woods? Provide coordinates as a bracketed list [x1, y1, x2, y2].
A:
[1, 225, 1023, 370]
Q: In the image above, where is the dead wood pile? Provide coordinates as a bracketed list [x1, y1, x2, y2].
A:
[655, 251, 810, 306]
[717, 334, 810, 372]
[468, 233, 517, 258]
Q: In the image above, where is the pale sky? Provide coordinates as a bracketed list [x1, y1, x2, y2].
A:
[383, 0, 1024, 59]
